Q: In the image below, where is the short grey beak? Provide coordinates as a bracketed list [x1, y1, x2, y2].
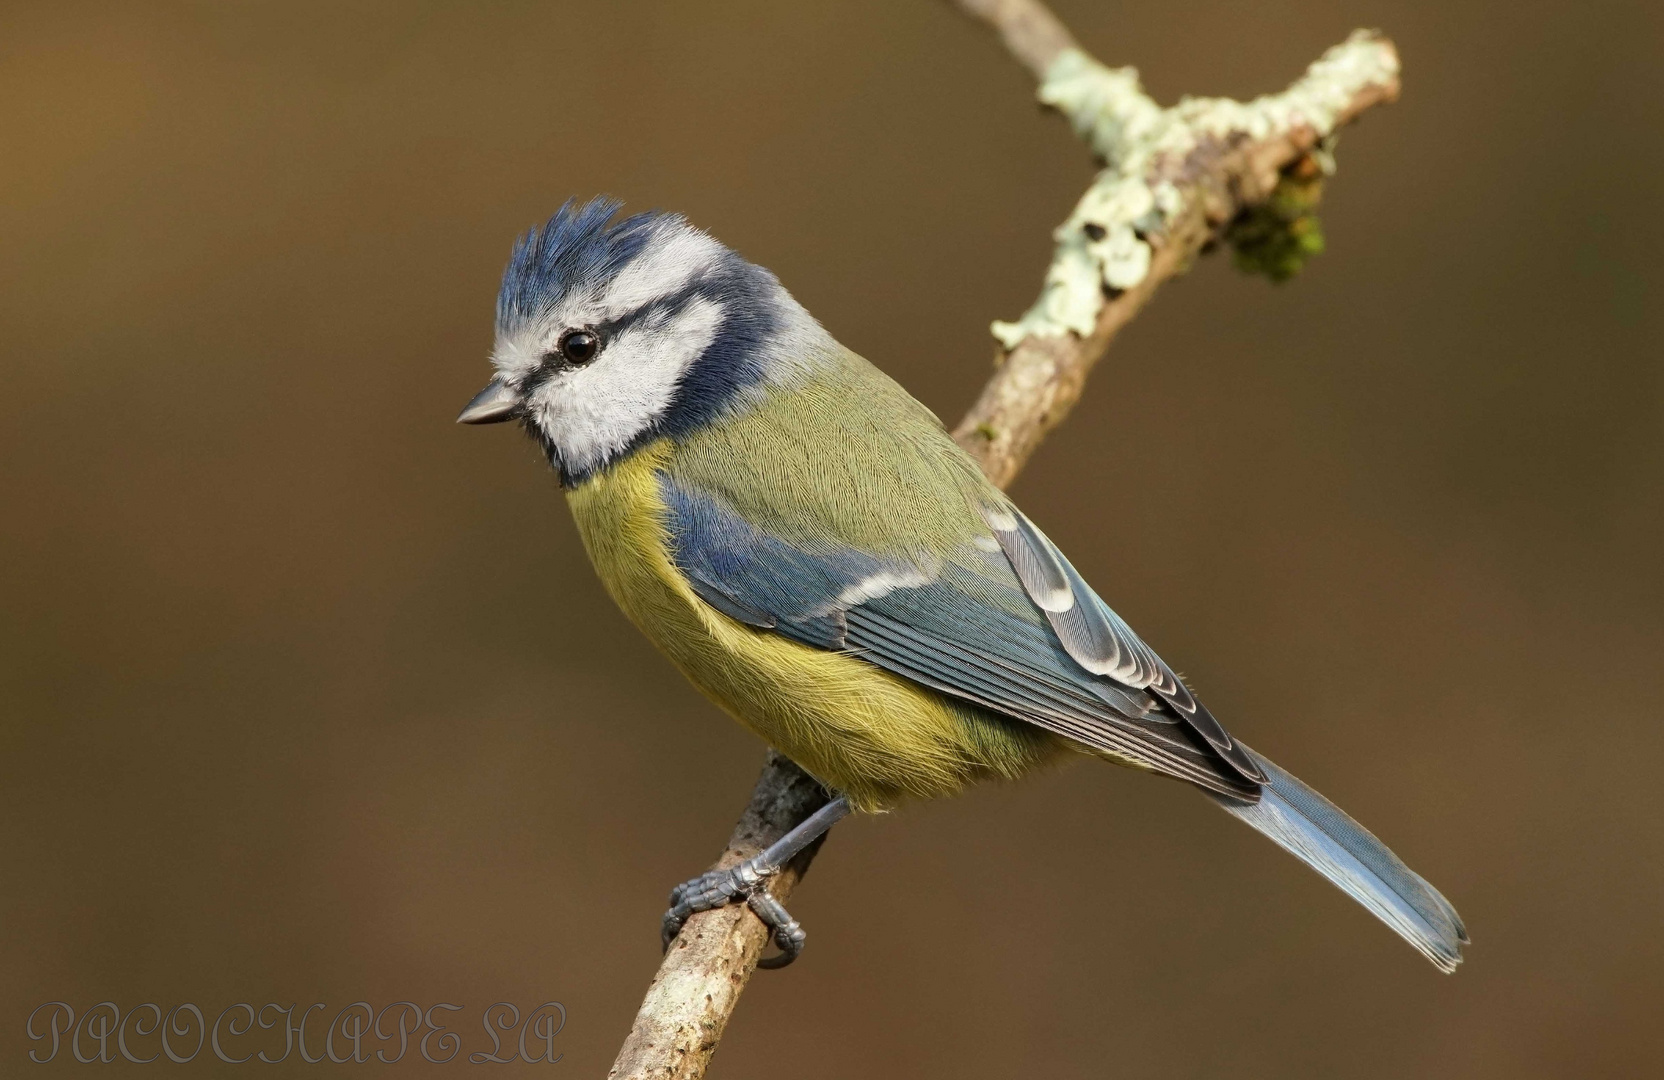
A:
[456, 378, 521, 425]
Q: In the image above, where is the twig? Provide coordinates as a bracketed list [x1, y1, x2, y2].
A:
[950, 0, 1076, 78]
[609, 4, 1402, 1077]
[607, 752, 826, 1080]
[951, 14, 1400, 485]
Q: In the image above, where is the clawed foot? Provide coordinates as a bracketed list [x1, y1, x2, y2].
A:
[658, 794, 852, 969]
[661, 856, 807, 968]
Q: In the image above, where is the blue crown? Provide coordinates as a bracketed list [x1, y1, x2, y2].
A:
[496, 197, 672, 331]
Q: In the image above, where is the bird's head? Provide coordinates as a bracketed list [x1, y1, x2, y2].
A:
[459, 197, 830, 485]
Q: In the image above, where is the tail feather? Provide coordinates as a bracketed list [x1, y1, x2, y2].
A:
[1211, 747, 1468, 972]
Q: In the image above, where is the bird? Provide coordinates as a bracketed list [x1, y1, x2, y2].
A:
[458, 197, 1467, 972]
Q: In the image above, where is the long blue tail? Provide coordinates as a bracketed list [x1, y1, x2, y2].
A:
[1211, 747, 1468, 972]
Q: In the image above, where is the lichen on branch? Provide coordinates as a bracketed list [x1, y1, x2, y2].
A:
[991, 30, 1400, 347]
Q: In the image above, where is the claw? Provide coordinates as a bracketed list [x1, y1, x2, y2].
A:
[748, 892, 806, 969]
[655, 794, 851, 969]
[658, 856, 806, 965]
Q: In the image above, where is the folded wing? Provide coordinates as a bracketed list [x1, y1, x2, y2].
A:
[659, 475, 1260, 800]
[983, 505, 1265, 784]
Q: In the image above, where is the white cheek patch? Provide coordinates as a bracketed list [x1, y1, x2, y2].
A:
[526, 296, 724, 475]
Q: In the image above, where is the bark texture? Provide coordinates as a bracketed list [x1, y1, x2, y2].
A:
[607, 753, 826, 1080]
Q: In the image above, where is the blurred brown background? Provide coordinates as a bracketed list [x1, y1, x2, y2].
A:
[3, 0, 1660, 1075]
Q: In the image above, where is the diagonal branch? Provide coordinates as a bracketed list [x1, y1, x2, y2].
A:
[609, 4, 1401, 1077]
[954, 17, 1400, 487]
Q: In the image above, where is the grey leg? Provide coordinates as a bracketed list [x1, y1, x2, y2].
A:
[660, 796, 851, 968]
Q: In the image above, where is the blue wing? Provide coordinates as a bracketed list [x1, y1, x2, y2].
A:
[982, 506, 1265, 782]
[659, 474, 1261, 800]
[661, 472, 1473, 967]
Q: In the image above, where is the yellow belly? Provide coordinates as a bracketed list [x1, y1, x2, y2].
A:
[564, 441, 1065, 811]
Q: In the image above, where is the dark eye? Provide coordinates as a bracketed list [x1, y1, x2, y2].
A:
[557, 329, 600, 365]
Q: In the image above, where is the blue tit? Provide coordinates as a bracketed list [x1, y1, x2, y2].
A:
[459, 197, 1467, 972]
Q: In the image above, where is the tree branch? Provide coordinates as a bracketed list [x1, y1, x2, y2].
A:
[610, 5, 1401, 1077]
[951, 16, 1400, 486]
[950, 0, 1077, 78]
[608, 752, 826, 1080]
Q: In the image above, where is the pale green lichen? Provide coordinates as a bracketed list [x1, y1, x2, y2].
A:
[1177, 31, 1400, 142]
[991, 30, 1398, 349]
[1035, 49, 1166, 165]
[990, 236, 1102, 344]
[992, 50, 1168, 347]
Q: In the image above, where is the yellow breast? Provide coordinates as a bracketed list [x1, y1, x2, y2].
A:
[563, 440, 1064, 811]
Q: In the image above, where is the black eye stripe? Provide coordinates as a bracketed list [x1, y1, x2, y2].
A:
[595, 277, 711, 339]
[528, 274, 721, 384]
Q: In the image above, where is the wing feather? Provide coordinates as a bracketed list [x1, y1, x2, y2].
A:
[660, 475, 1260, 800]
[985, 504, 1265, 784]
